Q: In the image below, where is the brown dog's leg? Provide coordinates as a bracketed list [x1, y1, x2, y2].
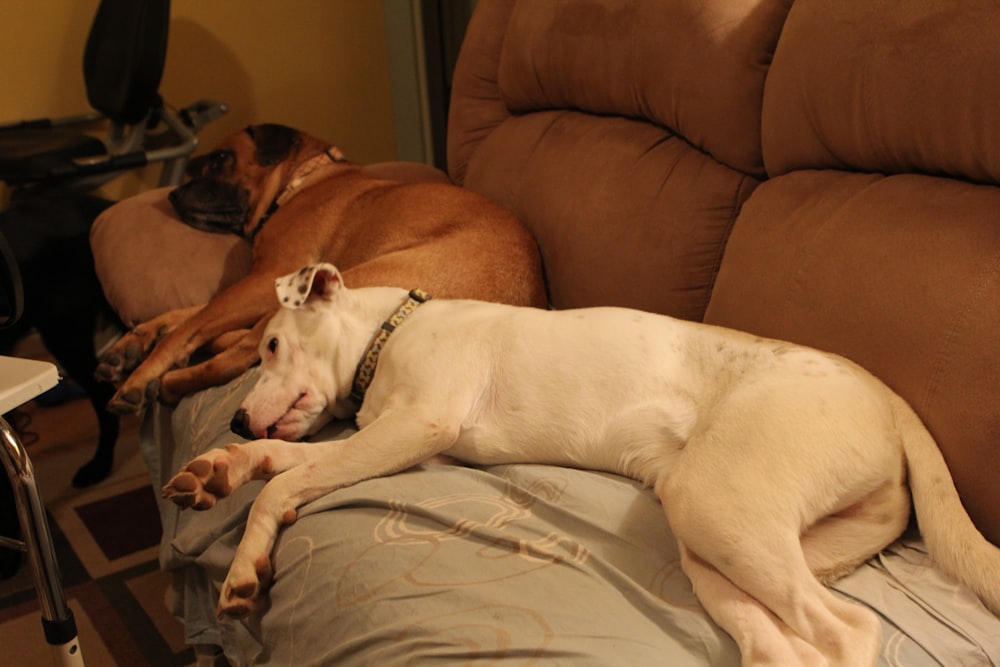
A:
[205, 328, 252, 355]
[106, 274, 280, 414]
[96, 305, 203, 385]
[157, 320, 267, 403]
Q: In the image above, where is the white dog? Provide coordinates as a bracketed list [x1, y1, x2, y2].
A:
[164, 263, 1000, 667]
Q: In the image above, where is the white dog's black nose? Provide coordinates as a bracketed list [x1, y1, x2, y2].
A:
[231, 408, 254, 440]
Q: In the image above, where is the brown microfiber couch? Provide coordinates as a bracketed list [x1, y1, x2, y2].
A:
[91, 1, 1000, 663]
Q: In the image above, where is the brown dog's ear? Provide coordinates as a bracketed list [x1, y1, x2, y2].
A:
[246, 124, 302, 166]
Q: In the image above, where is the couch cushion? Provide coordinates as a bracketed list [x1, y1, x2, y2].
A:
[448, 0, 774, 318]
[90, 186, 253, 326]
[705, 170, 1000, 545]
[763, 0, 1000, 182]
[462, 111, 755, 318]
[452, 0, 789, 181]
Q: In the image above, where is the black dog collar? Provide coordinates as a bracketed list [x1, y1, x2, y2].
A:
[350, 289, 431, 406]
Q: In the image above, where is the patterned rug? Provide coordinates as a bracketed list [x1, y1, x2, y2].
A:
[0, 387, 197, 666]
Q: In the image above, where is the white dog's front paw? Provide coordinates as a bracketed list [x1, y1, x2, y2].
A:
[217, 551, 274, 619]
[162, 444, 254, 510]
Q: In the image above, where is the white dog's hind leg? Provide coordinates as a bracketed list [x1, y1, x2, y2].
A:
[661, 469, 883, 667]
[678, 545, 825, 666]
[670, 508, 881, 667]
[801, 481, 910, 583]
[656, 375, 900, 665]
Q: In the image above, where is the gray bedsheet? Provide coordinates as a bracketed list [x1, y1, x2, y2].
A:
[142, 369, 1000, 666]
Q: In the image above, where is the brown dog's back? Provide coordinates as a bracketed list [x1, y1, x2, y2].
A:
[255, 170, 546, 308]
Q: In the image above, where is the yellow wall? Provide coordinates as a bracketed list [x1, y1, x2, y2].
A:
[0, 0, 397, 199]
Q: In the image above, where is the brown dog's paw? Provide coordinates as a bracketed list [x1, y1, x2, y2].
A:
[106, 386, 144, 415]
[105, 378, 159, 415]
[95, 348, 136, 386]
[95, 333, 151, 385]
[94, 351, 123, 385]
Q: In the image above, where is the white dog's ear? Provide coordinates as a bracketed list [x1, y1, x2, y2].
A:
[309, 264, 344, 300]
[274, 263, 344, 309]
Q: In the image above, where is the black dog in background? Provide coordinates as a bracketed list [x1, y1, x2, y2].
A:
[0, 193, 121, 487]
[0, 193, 123, 577]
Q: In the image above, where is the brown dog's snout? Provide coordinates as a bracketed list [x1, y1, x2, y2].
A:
[168, 179, 251, 236]
[231, 408, 255, 440]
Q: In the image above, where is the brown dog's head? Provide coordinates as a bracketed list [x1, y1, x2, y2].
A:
[168, 124, 328, 238]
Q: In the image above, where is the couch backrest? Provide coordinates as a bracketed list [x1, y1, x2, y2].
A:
[448, 0, 789, 319]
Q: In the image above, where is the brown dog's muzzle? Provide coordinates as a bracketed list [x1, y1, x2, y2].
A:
[168, 179, 250, 236]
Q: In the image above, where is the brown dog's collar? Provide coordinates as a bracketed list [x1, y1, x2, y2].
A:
[248, 147, 348, 241]
[324, 147, 348, 163]
[350, 289, 431, 406]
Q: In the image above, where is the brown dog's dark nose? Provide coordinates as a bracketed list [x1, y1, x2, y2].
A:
[231, 408, 254, 440]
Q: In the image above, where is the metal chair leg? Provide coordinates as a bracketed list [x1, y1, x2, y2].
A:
[0, 415, 85, 666]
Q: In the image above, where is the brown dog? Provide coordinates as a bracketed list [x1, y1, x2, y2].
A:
[97, 123, 546, 414]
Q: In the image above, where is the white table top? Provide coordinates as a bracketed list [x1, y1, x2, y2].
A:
[0, 355, 60, 414]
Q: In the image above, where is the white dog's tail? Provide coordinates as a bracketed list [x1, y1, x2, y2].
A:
[893, 394, 1000, 615]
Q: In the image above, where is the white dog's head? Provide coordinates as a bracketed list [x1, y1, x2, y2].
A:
[231, 263, 364, 441]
